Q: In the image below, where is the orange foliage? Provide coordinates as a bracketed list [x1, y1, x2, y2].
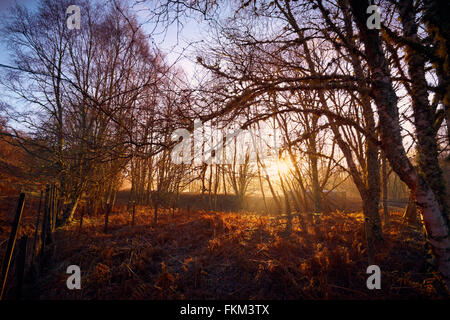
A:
[1, 202, 448, 299]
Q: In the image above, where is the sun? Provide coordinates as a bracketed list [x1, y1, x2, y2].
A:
[274, 158, 292, 176]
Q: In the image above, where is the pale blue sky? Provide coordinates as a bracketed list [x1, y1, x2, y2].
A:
[0, 0, 205, 78]
[0, 0, 38, 64]
[0, 0, 206, 131]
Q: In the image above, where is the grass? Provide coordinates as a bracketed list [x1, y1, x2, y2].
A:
[3, 204, 444, 300]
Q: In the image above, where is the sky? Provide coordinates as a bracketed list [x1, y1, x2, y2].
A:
[0, 0, 33, 9]
[0, 0, 206, 130]
[0, 0, 204, 73]
[0, 0, 38, 65]
[136, 8, 206, 82]
[0, 0, 419, 154]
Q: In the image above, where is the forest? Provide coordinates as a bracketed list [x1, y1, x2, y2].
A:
[0, 0, 449, 302]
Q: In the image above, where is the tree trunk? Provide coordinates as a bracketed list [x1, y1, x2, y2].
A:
[364, 133, 382, 242]
[62, 195, 80, 224]
[104, 202, 112, 234]
[361, 191, 383, 249]
[398, 0, 449, 222]
[382, 153, 389, 224]
[154, 203, 159, 224]
[403, 192, 418, 225]
[350, 0, 450, 288]
[257, 158, 269, 214]
[310, 148, 322, 213]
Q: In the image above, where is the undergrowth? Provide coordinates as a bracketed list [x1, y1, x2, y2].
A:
[19, 206, 448, 299]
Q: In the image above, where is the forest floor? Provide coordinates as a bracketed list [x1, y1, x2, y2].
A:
[1, 197, 449, 299]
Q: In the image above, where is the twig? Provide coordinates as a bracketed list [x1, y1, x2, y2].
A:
[328, 284, 369, 296]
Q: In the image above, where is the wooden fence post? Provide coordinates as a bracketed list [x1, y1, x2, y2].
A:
[131, 202, 135, 226]
[16, 235, 28, 300]
[52, 184, 58, 231]
[40, 184, 50, 254]
[48, 185, 53, 234]
[56, 195, 62, 227]
[78, 206, 85, 235]
[51, 184, 56, 232]
[31, 190, 43, 263]
[51, 184, 55, 232]
[104, 202, 111, 233]
[0, 193, 26, 300]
